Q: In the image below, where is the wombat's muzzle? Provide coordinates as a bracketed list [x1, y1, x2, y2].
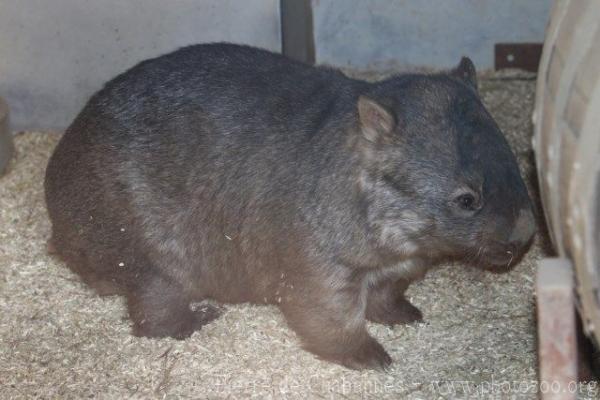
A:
[509, 208, 536, 244]
[484, 208, 536, 267]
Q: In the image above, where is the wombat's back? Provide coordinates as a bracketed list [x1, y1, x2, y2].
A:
[44, 43, 361, 297]
[91, 43, 357, 143]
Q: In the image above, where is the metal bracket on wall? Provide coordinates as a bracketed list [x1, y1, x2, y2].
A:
[280, 0, 315, 64]
[0, 97, 14, 176]
[495, 43, 543, 72]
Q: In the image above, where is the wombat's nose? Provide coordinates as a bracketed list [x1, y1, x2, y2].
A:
[508, 208, 536, 246]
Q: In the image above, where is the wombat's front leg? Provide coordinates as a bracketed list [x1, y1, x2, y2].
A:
[126, 271, 221, 339]
[366, 278, 423, 326]
[280, 272, 391, 370]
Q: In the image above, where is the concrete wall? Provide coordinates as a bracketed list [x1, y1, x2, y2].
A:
[0, 0, 553, 130]
[0, 0, 281, 130]
[312, 0, 552, 70]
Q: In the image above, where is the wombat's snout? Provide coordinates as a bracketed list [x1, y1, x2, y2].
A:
[509, 208, 536, 246]
[486, 208, 536, 267]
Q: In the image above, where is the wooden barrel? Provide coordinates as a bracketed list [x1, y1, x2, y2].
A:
[0, 96, 13, 175]
[533, 0, 600, 343]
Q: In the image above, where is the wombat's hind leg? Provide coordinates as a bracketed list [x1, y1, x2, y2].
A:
[47, 233, 125, 296]
[366, 278, 423, 326]
[127, 272, 221, 339]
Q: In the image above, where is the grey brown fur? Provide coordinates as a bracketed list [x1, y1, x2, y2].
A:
[44, 43, 535, 370]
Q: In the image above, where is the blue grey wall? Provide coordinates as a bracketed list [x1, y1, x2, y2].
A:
[0, 0, 281, 130]
[0, 0, 552, 130]
[312, 0, 552, 70]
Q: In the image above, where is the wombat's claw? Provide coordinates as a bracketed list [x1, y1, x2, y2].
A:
[367, 298, 423, 326]
[389, 300, 423, 325]
[46, 238, 57, 254]
[341, 337, 392, 371]
[190, 303, 222, 325]
[132, 303, 222, 340]
[172, 304, 222, 339]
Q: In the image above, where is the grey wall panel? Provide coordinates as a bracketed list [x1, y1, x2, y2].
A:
[0, 0, 281, 130]
[312, 0, 552, 71]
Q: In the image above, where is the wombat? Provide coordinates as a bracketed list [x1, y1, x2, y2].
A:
[45, 43, 535, 370]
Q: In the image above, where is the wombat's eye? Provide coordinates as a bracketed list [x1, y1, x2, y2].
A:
[458, 194, 474, 209]
[450, 185, 482, 215]
[454, 192, 479, 211]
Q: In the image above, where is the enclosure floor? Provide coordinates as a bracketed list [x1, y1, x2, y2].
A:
[0, 72, 594, 399]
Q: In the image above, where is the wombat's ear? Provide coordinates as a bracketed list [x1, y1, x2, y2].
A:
[357, 96, 396, 143]
[451, 57, 478, 91]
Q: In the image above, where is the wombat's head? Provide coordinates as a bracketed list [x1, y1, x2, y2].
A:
[356, 57, 535, 268]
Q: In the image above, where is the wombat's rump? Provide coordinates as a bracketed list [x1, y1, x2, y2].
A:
[45, 43, 535, 370]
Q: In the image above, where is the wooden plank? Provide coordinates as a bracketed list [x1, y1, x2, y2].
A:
[536, 258, 577, 400]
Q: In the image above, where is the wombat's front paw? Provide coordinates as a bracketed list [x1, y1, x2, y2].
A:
[366, 297, 423, 326]
[389, 300, 423, 324]
[340, 336, 392, 371]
